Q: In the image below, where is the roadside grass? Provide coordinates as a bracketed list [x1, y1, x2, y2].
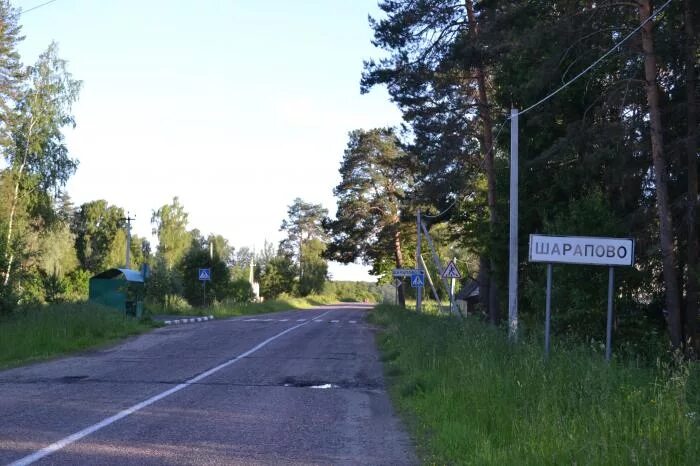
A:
[0, 302, 157, 369]
[146, 293, 339, 319]
[0, 294, 344, 370]
[210, 294, 337, 318]
[369, 304, 700, 465]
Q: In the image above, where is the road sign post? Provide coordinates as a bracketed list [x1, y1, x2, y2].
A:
[441, 259, 461, 315]
[393, 278, 402, 306]
[416, 209, 422, 312]
[440, 260, 461, 280]
[199, 268, 211, 307]
[529, 234, 635, 362]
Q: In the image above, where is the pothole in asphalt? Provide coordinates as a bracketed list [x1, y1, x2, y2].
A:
[280, 376, 380, 390]
[309, 383, 339, 389]
[281, 377, 341, 389]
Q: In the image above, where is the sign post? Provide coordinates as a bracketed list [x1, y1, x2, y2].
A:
[393, 278, 402, 305]
[198, 268, 211, 307]
[528, 234, 634, 361]
[441, 259, 462, 315]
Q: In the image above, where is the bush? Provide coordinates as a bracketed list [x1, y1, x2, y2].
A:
[229, 279, 254, 303]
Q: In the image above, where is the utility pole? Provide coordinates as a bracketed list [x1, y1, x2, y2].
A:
[416, 208, 422, 313]
[122, 213, 135, 269]
[508, 108, 519, 341]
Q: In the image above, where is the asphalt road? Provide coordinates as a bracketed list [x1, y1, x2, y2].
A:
[0, 304, 417, 465]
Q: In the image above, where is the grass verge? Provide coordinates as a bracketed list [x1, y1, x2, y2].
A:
[0, 302, 157, 369]
[0, 295, 342, 370]
[369, 304, 700, 465]
[147, 293, 339, 319]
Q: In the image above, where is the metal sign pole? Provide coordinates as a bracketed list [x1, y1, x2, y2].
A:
[420, 221, 454, 314]
[203, 281, 206, 308]
[545, 263, 553, 359]
[416, 209, 422, 313]
[419, 255, 442, 309]
[606, 266, 614, 362]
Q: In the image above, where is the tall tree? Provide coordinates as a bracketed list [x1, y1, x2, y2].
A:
[179, 232, 232, 306]
[207, 233, 234, 267]
[638, 0, 682, 349]
[326, 128, 414, 307]
[1, 43, 81, 288]
[0, 0, 23, 146]
[363, 0, 502, 321]
[72, 200, 125, 273]
[259, 254, 296, 299]
[279, 197, 328, 283]
[299, 238, 327, 296]
[683, 0, 698, 352]
[151, 197, 190, 270]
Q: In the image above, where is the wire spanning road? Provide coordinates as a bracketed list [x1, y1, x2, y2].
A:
[0, 304, 416, 465]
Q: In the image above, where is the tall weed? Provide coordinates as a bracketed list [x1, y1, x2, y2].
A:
[370, 304, 699, 465]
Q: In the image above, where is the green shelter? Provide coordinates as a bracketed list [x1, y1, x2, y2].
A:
[89, 268, 145, 317]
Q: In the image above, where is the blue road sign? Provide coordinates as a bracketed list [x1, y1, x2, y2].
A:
[410, 270, 425, 288]
[198, 268, 211, 281]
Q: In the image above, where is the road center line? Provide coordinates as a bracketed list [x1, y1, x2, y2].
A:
[9, 309, 334, 466]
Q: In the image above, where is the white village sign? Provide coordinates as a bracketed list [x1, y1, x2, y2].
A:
[529, 234, 634, 267]
[528, 234, 635, 362]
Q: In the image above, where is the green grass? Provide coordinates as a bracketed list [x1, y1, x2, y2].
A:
[369, 304, 700, 465]
[0, 294, 345, 370]
[147, 293, 339, 319]
[0, 302, 157, 369]
[209, 294, 338, 318]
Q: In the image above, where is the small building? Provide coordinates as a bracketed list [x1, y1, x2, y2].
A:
[89, 268, 145, 317]
[455, 278, 480, 316]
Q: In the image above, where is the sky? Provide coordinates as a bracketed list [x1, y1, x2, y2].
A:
[14, 0, 403, 281]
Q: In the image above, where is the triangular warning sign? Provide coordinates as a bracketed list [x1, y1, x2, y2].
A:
[441, 260, 461, 279]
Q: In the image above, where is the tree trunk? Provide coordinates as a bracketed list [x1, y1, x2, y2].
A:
[466, 0, 500, 323]
[2, 162, 24, 287]
[393, 227, 406, 308]
[639, 0, 683, 349]
[478, 255, 492, 321]
[684, 0, 699, 353]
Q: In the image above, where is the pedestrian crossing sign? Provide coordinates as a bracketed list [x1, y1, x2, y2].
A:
[411, 271, 424, 288]
[441, 260, 461, 279]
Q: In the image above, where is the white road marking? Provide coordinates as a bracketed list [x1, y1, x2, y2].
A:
[331, 320, 339, 323]
[262, 318, 274, 322]
[280, 319, 289, 322]
[8, 309, 334, 466]
[244, 319, 259, 322]
[313, 319, 323, 322]
[296, 319, 306, 322]
[349, 320, 357, 324]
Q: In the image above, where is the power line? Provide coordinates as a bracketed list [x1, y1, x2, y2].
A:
[518, 0, 674, 116]
[411, 1, 673, 222]
[20, 0, 58, 14]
